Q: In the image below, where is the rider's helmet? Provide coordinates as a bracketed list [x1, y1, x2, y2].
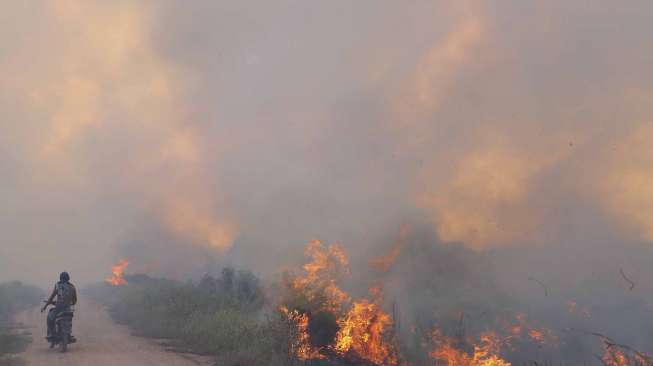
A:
[59, 272, 70, 283]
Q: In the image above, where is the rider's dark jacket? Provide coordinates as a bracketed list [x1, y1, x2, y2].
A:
[45, 281, 77, 339]
[46, 281, 77, 308]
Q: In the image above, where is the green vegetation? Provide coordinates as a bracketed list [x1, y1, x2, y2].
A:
[0, 281, 44, 364]
[0, 331, 30, 358]
[88, 269, 301, 366]
[0, 282, 43, 324]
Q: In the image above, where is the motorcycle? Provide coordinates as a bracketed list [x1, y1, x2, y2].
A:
[42, 301, 77, 352]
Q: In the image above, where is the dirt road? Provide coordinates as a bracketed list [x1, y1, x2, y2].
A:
[14, 298, 212, 366]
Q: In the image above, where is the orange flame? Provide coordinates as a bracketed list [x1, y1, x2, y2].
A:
[106, 259, 129, 286]
[286, 240, 350, 313]
[602, 345, 652, 366]
[370, 223, 410, 272]
[334, 298, 397, 365]
[599, 336, 653, 366]
[604, 351, 631, 366]
[280, 240, 350, 359]
[280, 306, 325, 360]
[508, 313, 555, 345]
[429, 330, 511, 366]
[280, 241, 399, 364]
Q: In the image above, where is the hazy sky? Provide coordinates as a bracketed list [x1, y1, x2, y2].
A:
[1, 1, 653, 286]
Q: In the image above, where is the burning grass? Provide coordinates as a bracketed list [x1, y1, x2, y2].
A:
[276, 237, 653, 366]
[85, 235, 653, 366]
[428, 330, 511, 366]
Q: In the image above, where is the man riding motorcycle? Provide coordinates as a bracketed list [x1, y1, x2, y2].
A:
[41, 272, 77, 345]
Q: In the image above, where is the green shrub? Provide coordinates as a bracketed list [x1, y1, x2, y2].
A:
[182, 308, 259, 354]
[88, 269, 298, 364]
[0, 331, 30, 356]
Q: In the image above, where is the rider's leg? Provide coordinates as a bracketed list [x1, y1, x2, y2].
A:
[46, 309, 56, 338]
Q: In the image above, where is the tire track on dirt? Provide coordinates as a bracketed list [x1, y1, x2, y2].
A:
[15, 297, 212, 366]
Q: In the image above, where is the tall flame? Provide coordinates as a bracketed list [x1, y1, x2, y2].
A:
[286, 240, 350, 313]
[335, 297, 397, 365]
[280, 240, 350, 359]
[106, 259, 129, 286]
[281, 241, 399, 365]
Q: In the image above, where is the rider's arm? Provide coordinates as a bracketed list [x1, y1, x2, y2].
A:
[41, 284, 57, 312]
[46, 284, 57, 304]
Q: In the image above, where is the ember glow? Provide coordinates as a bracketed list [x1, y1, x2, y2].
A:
[567, 301, 591, 319]
[508, 313, 555, 345]
[106, 259, 129, 286]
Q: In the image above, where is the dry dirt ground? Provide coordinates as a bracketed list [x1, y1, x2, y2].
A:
[10, 298, 213, 366]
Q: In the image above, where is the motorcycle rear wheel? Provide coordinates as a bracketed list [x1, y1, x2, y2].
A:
[59, 333, 68, 353]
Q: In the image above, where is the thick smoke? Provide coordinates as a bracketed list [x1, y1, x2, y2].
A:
[1, 1, 653, 333]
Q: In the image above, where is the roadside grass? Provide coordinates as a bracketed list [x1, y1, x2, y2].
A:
[0, 282, 44, 323]
[0, 331, 30, 357]
[0, 281, 44, 365]
[86, 269, 301, 366]
[0, 357, 26, 366]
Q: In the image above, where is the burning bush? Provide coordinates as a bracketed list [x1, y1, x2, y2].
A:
[279, 240, 350, 358]
[335, 298, 398, 365]
[281, 240, 350, 313]
[280, 240, 400, 365]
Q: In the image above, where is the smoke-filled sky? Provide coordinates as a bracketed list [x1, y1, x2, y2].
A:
[2, 1, 653, 287]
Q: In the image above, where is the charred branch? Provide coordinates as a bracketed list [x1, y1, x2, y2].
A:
[620, 268, 636, 291]
[528, 276, 549, 296]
